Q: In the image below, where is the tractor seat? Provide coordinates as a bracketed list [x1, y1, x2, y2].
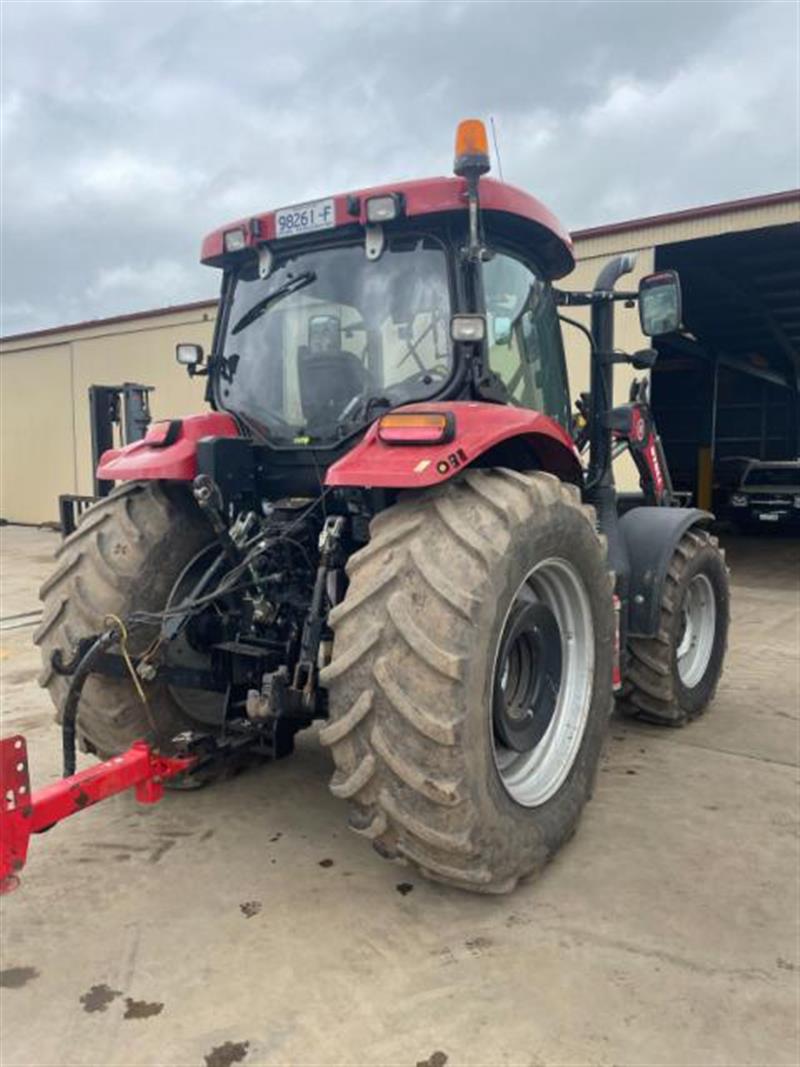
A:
[297, 346, 369, 426]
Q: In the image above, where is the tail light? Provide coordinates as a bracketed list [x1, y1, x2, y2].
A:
[377, 412, 454, 445]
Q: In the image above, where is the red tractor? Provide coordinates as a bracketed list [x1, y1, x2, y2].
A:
[6, 121, 729, 894]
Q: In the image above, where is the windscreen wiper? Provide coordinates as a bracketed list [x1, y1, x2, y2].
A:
[231, 271, 317, 336]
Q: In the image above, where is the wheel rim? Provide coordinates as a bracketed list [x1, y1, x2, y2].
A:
[676, 573, 716, 689]
[491, 558, 595, 808]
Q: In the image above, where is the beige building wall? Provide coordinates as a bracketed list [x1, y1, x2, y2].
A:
[0, 342, 77, 524]
[560, 244, 655, 490]
[2, 193, 796, 524]
[1, 304, 215, 522]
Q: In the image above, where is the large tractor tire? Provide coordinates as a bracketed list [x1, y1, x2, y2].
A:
[35, 481, 218, 758]
[621, 528, 729, 725]
[320, 469, 614, 894]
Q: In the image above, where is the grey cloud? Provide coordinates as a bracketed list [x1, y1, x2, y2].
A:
[1, 0, 797, 335]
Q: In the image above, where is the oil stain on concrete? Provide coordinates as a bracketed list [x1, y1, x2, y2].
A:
[0, 966, 39, 989]
[123, 997, 164, 1020]
[203, 1040, 250, 1067]
[79, 984, 122, 1013]
[417, 1052, 448, 1067]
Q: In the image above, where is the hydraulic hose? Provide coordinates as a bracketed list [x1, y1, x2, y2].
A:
[60, 629, 117, 777]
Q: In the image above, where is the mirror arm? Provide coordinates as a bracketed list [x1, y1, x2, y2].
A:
[554, 288, 638, 307]
[595, 349, 658, 369]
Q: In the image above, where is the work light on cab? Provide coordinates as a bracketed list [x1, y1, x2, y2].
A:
[451, 314, 486, 342]
[377, 411, 454, 445]
[365, 194, 402, 223]
[223, 227, 247, 253]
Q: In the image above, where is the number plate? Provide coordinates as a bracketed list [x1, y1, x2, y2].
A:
[275, 198, 336, 239]
[758, 512, 780, 522]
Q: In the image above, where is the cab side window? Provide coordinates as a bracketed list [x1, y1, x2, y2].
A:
[482, 252, 571, 427]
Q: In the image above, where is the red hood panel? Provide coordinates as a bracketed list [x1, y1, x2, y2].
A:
[96, 412, 239, 483]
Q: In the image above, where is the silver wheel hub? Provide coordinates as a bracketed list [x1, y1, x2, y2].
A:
[676, 573, 716, 689]
[491, 558, 595, 808]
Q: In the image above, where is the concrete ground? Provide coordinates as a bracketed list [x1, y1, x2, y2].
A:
[1, 524, 798, 1067]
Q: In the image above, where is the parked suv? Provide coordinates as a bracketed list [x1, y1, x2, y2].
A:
[715, 457, 800, 530]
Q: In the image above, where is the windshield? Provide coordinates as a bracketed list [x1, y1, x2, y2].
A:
[216, 236, 453, 444]
[744, 464, 800, 489]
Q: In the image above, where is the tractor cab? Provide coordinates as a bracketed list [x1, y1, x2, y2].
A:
[191, 124, 576, 453]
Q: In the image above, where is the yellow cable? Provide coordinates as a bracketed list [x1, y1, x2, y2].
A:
[103, 613, 158, 738]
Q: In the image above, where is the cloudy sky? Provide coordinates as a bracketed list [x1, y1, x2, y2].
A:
[1, 0, 798, 336]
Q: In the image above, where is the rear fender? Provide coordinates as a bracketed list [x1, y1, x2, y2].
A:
[96, 412, 239, 483]
[325, 401, 582, 489]
[620, 506, 712, 637]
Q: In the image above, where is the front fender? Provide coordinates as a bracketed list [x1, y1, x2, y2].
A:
[620, 506, 713, 637]
[96, 412, 239, 483]
[325, 401, 582, 489]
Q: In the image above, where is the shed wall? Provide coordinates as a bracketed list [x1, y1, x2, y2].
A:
[1, 307, 214, 522]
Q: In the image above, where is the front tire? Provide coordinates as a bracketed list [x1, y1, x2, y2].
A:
[320, 470, 614, 893]
[622, 528, 729, 725]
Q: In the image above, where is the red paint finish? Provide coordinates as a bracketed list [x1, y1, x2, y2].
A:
[0, 735, 195, 893]
[643, 434, 666, 498]
[326, 401, 582, 489]
[201, 176, 574, 278]
[96, 412, 238, 483]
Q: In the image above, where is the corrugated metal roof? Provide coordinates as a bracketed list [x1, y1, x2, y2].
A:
[0, 298, 217, 346]
[571, 188, 799, 241]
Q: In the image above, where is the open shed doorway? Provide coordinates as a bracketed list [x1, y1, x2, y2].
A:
[650, 220, 799, 508]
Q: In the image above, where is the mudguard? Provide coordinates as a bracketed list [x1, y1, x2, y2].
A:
[620, 506, 713, 637]
[96, 412, 239, 483]
[325, 401, 582, 489]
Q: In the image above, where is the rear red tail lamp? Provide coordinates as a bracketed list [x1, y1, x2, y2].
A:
[377, 411, 455, 445]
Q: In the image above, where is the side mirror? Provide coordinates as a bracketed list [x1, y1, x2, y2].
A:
[638, 270, 682, 336]
[176, 343, 204, 376]
[630, 347, 659, 370]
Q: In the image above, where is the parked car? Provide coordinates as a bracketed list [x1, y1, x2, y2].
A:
[715, 457, 800, 530]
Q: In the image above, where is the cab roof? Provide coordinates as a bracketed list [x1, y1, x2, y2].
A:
[200, 176, 575, 279]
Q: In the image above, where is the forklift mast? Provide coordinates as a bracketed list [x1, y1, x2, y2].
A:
[59, 382, 153, 534]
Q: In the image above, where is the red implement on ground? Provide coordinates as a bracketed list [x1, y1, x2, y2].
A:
[0, 736, 195, 894]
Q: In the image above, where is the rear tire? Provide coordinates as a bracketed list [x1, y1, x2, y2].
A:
[35, 481, 216, 758]
[621, 528, 729, 725]
[320, 469, 614, 893]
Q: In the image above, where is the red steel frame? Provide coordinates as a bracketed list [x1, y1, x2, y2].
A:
[0, 736, 195, 893]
